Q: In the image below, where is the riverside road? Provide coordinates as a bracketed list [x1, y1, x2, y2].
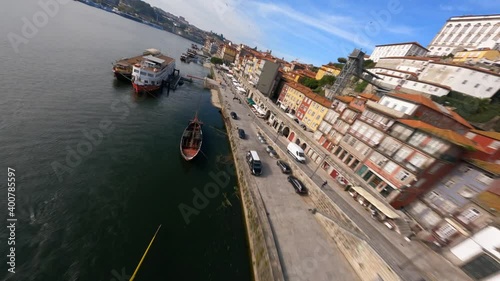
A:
[215, 67, 473, 281]
[217, 72, 360, 281]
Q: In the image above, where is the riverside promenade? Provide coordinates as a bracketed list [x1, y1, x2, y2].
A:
[210, 69, 360, 281]
[219, 66, 473, 281]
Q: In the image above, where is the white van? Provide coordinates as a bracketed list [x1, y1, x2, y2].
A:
[287, 142, 306, 163]
[246, 150, 262, 175]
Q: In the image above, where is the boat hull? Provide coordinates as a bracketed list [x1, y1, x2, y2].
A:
[113, 70, 132, 82]
[132, 83, 162, 94]
[180, 117, 203, 161]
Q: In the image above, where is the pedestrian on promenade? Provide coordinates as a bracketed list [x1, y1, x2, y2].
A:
[321, 181, 327, 188]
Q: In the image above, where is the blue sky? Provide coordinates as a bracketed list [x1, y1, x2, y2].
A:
[148, 0, 500, 66]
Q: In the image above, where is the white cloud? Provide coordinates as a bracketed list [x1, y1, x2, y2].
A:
[147, 0, 263, 45]
[252, 2, 375, 49]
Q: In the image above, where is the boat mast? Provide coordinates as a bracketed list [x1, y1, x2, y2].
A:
[129, 224, 162, 281]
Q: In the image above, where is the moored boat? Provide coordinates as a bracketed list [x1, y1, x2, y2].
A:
[180, 113, 203, 161]
[112, 48, 161, 82]
[131, 53, 176, 94]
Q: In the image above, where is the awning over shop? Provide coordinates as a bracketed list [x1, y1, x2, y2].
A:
[247, 98, 255, 105]
[350, 186, 400, 219]
[237, 87, 246, 93]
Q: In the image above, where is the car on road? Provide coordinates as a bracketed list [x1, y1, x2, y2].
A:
[259, 136, 267, 144]
[287, 176, 308, 195]
[269, 149, 278, 158]
[276, 160, 291, 174]
[230, 112, 238, 119]
[238, 128, 245, 139]
[266, 145, 274, 153]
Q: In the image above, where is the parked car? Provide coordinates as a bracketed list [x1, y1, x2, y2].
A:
[238, 128, 245, 139]
[287, 176, 308, 195]
[259, 136, 267, 144]
[269, 150, 278, 158]
[230, 112, 238, 119]
[266, 145, 274, 153]
[276, 160, 291, 174]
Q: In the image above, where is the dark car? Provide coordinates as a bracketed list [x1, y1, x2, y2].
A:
[238, 128, 245, 139]
[276, 160, 291, 174]
[287, 176, 308, 195]
[266, 145, 274, 153]
[269, 150, 279, 158]
[230, 112, 238, 119]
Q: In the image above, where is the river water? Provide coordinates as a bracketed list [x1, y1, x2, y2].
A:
[0, 1, 250, 280]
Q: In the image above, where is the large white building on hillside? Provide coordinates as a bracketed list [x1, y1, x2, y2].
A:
[369, 42, 429, 62]
[427, 14, 500, 57]
[374, 57, 500, 99]
[419, 62, 500, 99]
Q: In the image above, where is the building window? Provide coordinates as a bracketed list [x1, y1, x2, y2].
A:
[384, 161, 398, 174]
[462, 80, 468, 84]
[486, 87, 492, 92]
[474, 84, 480, 88]
[476, 173, 493, 185]
[444, 179, 455, 188]
[458, 185, 477, 199]
[488, 140, 500, 150]
[397, 170, 410, 181]
[435, 223, 457, 239]
[458, 208, 480, 223]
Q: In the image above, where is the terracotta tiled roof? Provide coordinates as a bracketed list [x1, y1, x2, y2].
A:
[375, 41, 429, 52]
[335, 96, 355, 103]
[389, 93, 473, 129]
[471, 130, 500, 141]
[359, 93, 380, 101]
[397, 119, 483, 151]
[467, 159, 500, 176]
[311, 94, 333, 108]
[286, 82, 314, 95]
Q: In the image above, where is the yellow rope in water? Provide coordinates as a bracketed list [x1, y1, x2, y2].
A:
[129, 224, 162, 281]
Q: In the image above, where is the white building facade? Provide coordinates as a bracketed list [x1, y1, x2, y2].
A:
[374, 57, 500, 99]
[427, 14, 500, 57]
[369, 42, 429, 62]
[419, 62, 500, 99]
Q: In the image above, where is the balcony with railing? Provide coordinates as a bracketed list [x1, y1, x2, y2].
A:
[365, 100, 407, 119]
[358, 114, 393, 131]
[348, 129, 379, 146]
[388, 130, 411, 142]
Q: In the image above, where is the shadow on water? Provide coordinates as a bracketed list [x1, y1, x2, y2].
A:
[112, 78, 131, 89]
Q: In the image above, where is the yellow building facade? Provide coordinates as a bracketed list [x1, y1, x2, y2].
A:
[315, 65, 341, 80]
[302, 94, 332, 131]
[281, 83, 307, 114]
[452, 49, 500, 63]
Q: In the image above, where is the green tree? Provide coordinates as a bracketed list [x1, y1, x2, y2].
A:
[337, 57, 347, 64]
[354, 80, 369, 93]
[363, 59, 375, 69]
[210, 57, 223, 65]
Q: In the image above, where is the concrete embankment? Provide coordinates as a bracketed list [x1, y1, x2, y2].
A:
[212, 85, 284, 281]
